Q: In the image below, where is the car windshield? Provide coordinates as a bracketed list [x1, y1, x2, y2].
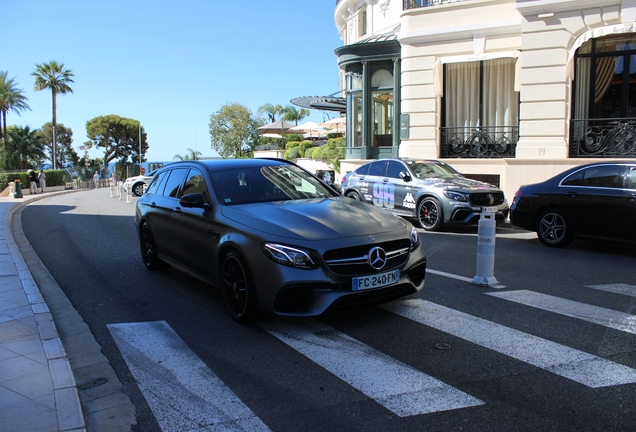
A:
[407, 161, 462, 179]
[212, 164, 335, 205]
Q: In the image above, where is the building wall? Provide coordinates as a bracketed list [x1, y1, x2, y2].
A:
[334, 0, 636, 202]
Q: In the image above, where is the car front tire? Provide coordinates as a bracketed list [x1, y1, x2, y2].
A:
[417, 197, 444, 231]
[221, 251, 258, 323]
[140, 222, 167, 270]
[537, 209, 573, 248]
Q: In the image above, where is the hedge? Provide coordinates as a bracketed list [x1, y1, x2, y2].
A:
[0, 170, 67, 192]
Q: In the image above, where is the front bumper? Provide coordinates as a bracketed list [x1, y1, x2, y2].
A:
[251, 242, 427, 317]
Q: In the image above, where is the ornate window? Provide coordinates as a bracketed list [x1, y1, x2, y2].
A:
[571, 34, 636, 157]
[441, 58, 519, 158]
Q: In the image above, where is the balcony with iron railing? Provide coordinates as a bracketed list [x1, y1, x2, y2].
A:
[336, 0, 468, 8]
[570, 118, 636, 157]
[440, 126, 518, 158]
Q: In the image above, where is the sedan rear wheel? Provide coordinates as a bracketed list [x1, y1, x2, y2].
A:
[140, 222, 166, 270]
[417, 197, 443, 231]
[221, 251, 258, 323]
[537, 209, 573, 248]
[133, 182, 145, 196]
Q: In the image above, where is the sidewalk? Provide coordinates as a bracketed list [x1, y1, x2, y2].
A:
[0, 185, 138, 431]
[0, 186, 86, 431]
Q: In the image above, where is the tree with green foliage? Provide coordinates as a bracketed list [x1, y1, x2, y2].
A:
[257, 103, 283, 123]
[32, 61, 75, 170]
[39, 123, 79, 168]
[86, 115, 148, 176]
[282, 105, 310, 126]
[5, 125, 47, 170]
[0, 71, 31, 147]
[173, 148, 202, 160]
[209, 102, 260, 159]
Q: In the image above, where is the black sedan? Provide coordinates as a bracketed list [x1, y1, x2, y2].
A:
[135, 159, 426, 323]
[510, 162, 636, 247]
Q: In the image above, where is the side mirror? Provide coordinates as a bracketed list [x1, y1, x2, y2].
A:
[180, 193, 211, 210]
[400, 171, 412, 182]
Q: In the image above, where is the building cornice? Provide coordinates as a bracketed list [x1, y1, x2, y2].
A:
[515, 0, 620, 16]
[399, 18, 521, 45]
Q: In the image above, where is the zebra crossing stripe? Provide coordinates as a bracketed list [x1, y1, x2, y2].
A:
[108, 321, 270, 432]
[382, 299, 636, 388]
[259, 318, 484, 416]
[586, 284, 636, 298]
[486, 290, 636, 335]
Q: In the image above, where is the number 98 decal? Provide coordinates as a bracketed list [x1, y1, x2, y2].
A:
[373, 183, 395, 209]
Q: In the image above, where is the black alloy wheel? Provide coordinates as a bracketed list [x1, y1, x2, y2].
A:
[417, 197, 443, 231]
[537, 209, 573, 248]
[140, 222, 166, 270]
[346, 190, 362, 200]
[221, 251, 258, 323]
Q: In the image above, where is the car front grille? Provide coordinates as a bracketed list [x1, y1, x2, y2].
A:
[469, 191, 505, 207]
[323, 239, 411, 275]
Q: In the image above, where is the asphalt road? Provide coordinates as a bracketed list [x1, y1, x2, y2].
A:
[21, 188, 636, 431]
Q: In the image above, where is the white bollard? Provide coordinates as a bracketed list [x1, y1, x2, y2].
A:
[125, 184, 132, 204]
[471, 208, 499, 287]
[118, 183, 123, 200]
[110, 182, 115, 198]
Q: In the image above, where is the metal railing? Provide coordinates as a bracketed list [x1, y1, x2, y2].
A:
[404, 0, 468, 10]
[440, 126, 518, 158]
[570, 118, 636, 157]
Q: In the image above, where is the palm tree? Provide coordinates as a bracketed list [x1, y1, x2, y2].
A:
[257, 103, 283, 123]
[32, 61, 75, 169]
[5, 125, 47, 170]
[0, 71, 31, 146]
[173, 148, 202, 161]
[282, 105, 310, 126]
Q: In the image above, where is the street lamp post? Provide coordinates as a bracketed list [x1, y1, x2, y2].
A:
[139, 122, 142, 175]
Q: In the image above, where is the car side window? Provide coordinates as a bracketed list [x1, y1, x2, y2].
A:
[581, 165, 620, 188]
[367, 161, 386, 177]
[562, 170, 583, 186]
[145, 171, 167, 195]
[355, 164, 370, 176]
[386, 161, 405, 179]
[179, 169, 208, 199]
[626, 167, 636, 189]
[162, 168, 188, 198]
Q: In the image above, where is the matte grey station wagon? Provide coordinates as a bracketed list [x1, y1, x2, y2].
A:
[135, 159, 427, 323]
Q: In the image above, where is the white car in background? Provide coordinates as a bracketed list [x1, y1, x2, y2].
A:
[123, 170, 156, 196]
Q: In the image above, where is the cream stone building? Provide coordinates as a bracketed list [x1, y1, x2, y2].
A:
[323, 0, 636, 200]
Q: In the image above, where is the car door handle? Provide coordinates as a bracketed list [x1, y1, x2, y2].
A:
[150, 202, 156, 208]
[173, 207, 181, 214]
[565, 192, 578, 198]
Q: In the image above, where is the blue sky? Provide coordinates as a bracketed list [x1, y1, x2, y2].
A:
[2, 1, 343, 162]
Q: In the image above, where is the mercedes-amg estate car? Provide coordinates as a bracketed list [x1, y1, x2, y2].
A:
[135, 159, 427, 323]
[341, 158, 509, 231]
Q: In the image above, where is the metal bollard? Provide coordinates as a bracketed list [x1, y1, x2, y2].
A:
[125, 184, 132, 204]
[471, 208, 499, 287]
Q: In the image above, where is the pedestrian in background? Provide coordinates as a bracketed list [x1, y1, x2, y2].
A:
[93, 172, 100, 188]
[38, 170, 46, 193]
[28, 170, 38, 194]
[111, 171, 118, 186]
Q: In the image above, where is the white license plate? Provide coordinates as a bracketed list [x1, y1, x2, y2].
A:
[352, 269, 400, 291]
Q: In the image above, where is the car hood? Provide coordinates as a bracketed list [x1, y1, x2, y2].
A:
[416, 176, 500, 192]
[221, 197, 407, 241]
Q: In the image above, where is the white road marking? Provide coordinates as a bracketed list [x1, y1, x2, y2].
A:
[108, 321, 270, 432]
[383, 299, 636, 388]
[487, 290, 636, 335]
[259, 318, 484, 416]
[586, 283, 636, 298]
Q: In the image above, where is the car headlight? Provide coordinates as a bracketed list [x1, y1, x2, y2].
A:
[444, 190, 467, 202]
[262, 243, 317, 269]
[410, 226, 421, 250]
